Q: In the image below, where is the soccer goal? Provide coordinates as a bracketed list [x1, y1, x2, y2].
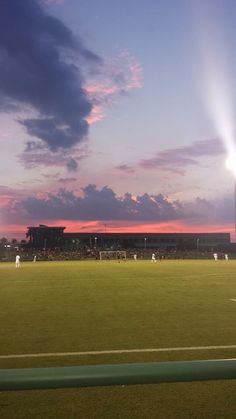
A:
[99, 250, 127, 261]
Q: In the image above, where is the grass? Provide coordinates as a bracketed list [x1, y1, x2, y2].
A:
[0, 259, 236, 418]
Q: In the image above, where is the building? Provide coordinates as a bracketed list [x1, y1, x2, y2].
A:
[26, 225, 65, 249]
[26, 225, 231, 251]
[63, 232, 230, 251]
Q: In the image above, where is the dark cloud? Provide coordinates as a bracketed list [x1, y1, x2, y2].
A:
[1, 184, 234, 227]
[0, 0, 101, 150]
[0, 184, 198, 222]
[66, 157, 78, 172]
[18, 146, 90, 172]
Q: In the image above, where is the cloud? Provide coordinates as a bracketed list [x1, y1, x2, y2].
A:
[18, 144, 90, 172]
[58, 177, 77, 183]
[0, 186, 20, 207]
[0, 0, 101, 151]
[115, 164, 135, 174]
[114, 138, 225, 177]
[85, 51, 143, 123]
[0, 185, 181, 222]
[0, 185, 29, 206]
[43, 0, 65, 5]
[138, 138, 226, 175]
[1, 183, 233, 228]
[66, 157, 78, 172]
[0, 0, 143, 173]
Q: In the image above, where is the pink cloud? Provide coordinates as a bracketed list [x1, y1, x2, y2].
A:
[85, 103, 105, 124]
[113, 138, 225, 178]
[138, 138, 226, 175]
[84, 51, 143, 124]
[0, 185, 28, 208]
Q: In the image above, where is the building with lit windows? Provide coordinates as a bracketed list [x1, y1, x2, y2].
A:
[26, 225, 230, 251]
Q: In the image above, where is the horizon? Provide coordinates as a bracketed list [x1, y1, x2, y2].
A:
[1, 223, 232, 243]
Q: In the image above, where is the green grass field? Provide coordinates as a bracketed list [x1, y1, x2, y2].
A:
[0, 259, 236, 418]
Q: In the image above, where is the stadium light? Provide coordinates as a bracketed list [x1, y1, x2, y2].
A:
[226, 153, 236, 176]
[226, 153, 236, 238]
[95, 237, 97, 248]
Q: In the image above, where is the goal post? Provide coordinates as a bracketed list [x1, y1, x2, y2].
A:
[99, 250, 127, 261]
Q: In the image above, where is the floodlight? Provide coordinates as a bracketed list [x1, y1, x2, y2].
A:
[226, 153, 236, 239]
[226, 153, 236, 177]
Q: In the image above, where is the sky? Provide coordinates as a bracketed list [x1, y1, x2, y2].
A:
[1, 0, 236, 240]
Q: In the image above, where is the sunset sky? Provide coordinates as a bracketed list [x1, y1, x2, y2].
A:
[1, 0, 236, 240]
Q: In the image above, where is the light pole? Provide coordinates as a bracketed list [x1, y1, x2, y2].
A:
[144, 237, 147, 249]
[196, 238, 199, 251]
[95, 237, 97, 248]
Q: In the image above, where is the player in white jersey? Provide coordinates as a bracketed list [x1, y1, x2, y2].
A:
[15, 254, 20, 268]
[151, 253, 156, 263]
[213, 252, 218, 261]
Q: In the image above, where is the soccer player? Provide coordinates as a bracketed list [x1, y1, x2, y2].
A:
[151, 253, 156, 263]
[15, 254, 20, 268]
[225, 253, 229, 260]
[33, 255, 37, 262]
[213, 252, 218, 261]
[134, 253, 137, 261]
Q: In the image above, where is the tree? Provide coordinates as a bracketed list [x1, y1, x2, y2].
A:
[0, 237, 8, 247]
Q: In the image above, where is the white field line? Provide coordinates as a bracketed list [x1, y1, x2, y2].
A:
[1, 345, 236, 360]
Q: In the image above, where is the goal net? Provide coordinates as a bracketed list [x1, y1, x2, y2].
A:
[99, 250, 127, 261]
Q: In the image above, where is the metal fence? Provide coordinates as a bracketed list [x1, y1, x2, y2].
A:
[1, 359, 236, 391]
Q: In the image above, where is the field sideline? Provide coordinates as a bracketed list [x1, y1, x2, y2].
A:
[0, 259, 236, 418]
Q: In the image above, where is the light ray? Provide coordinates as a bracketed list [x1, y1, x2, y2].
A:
[192, 2, 236, 158]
